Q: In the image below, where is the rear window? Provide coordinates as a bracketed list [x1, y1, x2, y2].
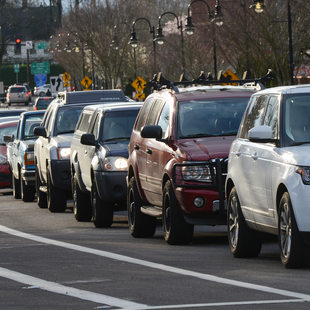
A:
[178, 97, 250, 138]
[35, 98, 54, 110]
[10, 87, 25, 93]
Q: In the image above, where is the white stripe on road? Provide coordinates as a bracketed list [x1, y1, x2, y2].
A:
[1, 225, 310, 303]
[0, 267, 146, 309]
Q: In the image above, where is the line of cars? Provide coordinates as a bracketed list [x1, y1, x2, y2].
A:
[3, 81, 310, 269]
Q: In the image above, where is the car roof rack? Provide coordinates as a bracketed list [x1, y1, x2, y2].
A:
[146, 69, 273, 92]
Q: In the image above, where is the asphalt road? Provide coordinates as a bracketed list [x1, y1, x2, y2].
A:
[1, 187, 310, 310]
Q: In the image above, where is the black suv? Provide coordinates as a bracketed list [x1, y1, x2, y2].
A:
[70, 102, 142, 227]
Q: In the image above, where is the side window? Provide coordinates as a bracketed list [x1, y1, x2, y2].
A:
[91, 114, 100, 140]
[263, 96, 279, 139]
[135, 98, 154, 132]
[157, 101, 170, 139]
[16, 121, 21, 140]
[77, 112, 92, 133]
[145, 99, 164, 126]
[239, 95, 269, 139]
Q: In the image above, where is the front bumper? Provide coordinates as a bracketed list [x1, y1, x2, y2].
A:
[21, 167, 35, 186]
[49, 159, 71, 191]
[94, 170, 127, 206]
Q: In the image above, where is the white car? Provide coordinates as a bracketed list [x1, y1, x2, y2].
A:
[33, 84, 51, 97]
[226, 84, 310, 268]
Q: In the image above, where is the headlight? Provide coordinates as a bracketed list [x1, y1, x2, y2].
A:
[0, 154, 7, 165]
[296, 166, 310, 185]
[181, 164, 214, 183]
[57, 147, 71, 160]
[24, 151, 34, 166]
[103, 156, 128, 171]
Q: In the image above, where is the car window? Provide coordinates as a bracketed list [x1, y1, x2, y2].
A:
[145, 99, 164, 126]
[23, 115, 44, 140]
[55, 107, 84, 135]
[284, 94, 310, 145]
[263, 96, 279, 139]
[16, 120, 21, 140]
[9, 87, 25, 93]
[135, 98, 154, 132]
[157, 101, 170, 139]
[178, 97, 249, 138]
[35, 98, 54, 110]
[239, 95, 269, 139]
[0, 124, 17, 144]
[102, 110, 139, 142]
[92, 113, 100, 140]
[76, 112, 92, 132]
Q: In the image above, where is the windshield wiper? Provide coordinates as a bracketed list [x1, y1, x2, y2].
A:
[104, 137, 130, 142]
[179, 133, 219, 139]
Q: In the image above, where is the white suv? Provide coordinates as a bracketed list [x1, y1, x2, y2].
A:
[226, 84, 310, 268]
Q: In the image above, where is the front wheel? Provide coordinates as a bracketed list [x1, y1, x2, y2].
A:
[227, 187, 262, 257]
[91, 178, 113, 228]
[278, 192, 309, 268]
[47, 171, 67, 212]
[35, 167, 47, 208]
[127, 177, 156, 238]
[162, 180, 193, 245]
[21, 179, 35, 202]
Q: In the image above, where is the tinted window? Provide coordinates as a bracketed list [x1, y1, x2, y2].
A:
[178, 97, 249, 138]
[263, 96, 279, 139]
[10, 87, 25, 93]
[145, 100, 164, 126]
[239, 95, 268, 139]
[102, 110, 139, 142]
[77, 112, 92, 132]
[55, 107, 84, 134]
[135, 98, 153, 132]
[35, 98, 54, 110]
[157, 102, 170, 139]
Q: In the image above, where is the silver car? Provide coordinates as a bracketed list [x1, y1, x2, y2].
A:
[6, 85, 29, 106]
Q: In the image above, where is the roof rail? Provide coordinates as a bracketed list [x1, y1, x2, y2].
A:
[146, 69, 273, 91]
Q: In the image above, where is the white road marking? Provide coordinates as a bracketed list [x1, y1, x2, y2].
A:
[0, 267, 146, 309]
[1, 225, 310, 305]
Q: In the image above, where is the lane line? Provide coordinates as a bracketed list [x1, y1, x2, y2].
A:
[0, 267, 146, 309]
[1, 225, 310, 302]
[113, 299, 307, 310]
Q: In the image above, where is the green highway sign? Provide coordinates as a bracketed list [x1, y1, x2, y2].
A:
[36, 42, 49, 50]
[31, 61, 50, 74]
[14, 64, 20, 73]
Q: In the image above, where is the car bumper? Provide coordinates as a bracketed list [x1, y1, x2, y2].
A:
[21, 167, 35, 186]
[94, 170, 127, 206]
[50, 160, 71, 191]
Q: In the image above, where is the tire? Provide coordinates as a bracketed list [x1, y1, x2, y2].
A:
[278, 192, 309, 268]
[91, 178, 113, 228]
[127, 177, 156, 238]
[162, 180, 193, 245]
[36, 167, 47, 209]
[21, 179, 35, 202]
[227, 187, 262, 257]
[72, 174, 92, 222]
[47, 171, 67, 212]
[12, 170, 21, 199]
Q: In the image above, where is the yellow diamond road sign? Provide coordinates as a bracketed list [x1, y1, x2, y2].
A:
[81, 75, 92, 89]
[136, 92, 146, 100]
[132, 76, 146, 92]
[63, 72, 71, 82]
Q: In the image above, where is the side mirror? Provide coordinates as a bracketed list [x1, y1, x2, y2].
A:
[33, 126, 47, 138]
[141, 125, 162, 140]
[80, 133, 96, 146]
[3, 135, 14, 143]
[248, 125, 274, 143]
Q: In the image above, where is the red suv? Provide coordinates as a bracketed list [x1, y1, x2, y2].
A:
[127, 83, 260, 244]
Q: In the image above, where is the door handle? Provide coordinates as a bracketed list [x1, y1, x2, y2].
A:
[146, 148, 152, 155]
[84, 150, 87, 154]
[251, 152, 258, 160]
[134, 144, 140, 150]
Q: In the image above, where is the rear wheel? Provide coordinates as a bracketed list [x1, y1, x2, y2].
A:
[227, 187, 262, 257]
[47, 171, 67, 212]
[72, 174, 92, 221]
[12, 170, 21, 199]
[91, 178, 113, 228]
[21, 179, 35, 202]
[278, 192, 309, 268]
[162, 180, 193, 245]
[127, 177, 156, 238]
[35, 167, 47, 208]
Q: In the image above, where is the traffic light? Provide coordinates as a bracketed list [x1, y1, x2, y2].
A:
[15, 38, 21, 47]
[15, 38, 21, 53]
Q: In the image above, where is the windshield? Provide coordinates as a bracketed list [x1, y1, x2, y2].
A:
[178, 98, 249, 138]
[55, 107, 84, 134]
[284, 94, 310, 146]
[0, 124, 17, 144]
[23, 115, 44, 140]
[102, 110, 139, 142]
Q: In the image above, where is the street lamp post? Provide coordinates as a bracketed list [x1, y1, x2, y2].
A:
[251, 0, 294, 85]
[129, 17, 157, 75]
[185, 0, 223, 77]
[154, 11, 185, 72]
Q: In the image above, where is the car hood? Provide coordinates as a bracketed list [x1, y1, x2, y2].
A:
[278, 145, 310, 166]
[103, 141, 129, 157]
[177, 136, 235, 161]
[53, 133, 74, 148]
